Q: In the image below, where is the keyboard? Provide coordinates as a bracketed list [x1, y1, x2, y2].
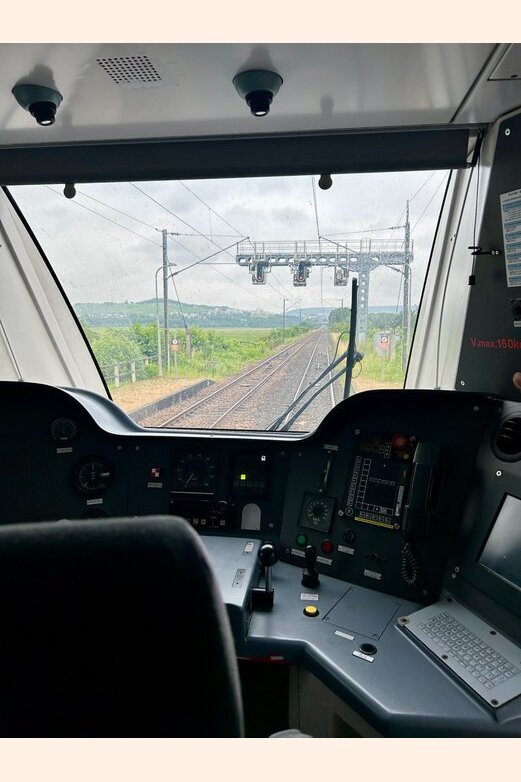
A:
[401, 598, 521, 708]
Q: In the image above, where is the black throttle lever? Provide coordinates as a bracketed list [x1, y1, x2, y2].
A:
[251, 542, 278, 610]
[301, 544, 320, 588]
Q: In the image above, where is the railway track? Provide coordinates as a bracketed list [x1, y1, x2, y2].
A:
[144, 329, 342, 431]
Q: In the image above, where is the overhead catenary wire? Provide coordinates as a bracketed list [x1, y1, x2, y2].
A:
[130, 182, 265, 302]
[165, 239, 261, 302]
[44, 186, 162, 247]
[61, 185, 237, 238]
[50, 181, 257, 304]
[380, 171, 441, 253]
[129, 182, 247, 261]
[75, 188, 161, 232]
[269, 270, 298, 300]
[178, 181, 243, 237]
[321, 172, 438, 246]
[410, 173, 450, 237]
[130, 181, 302, 303]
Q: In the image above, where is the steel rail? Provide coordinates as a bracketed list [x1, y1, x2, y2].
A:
[158, 331, 319, 427]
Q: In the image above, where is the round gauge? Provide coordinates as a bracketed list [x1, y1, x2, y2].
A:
[50, 417, 77, 443]
[299, 493, 334, 533]
[306, 497, 329, 524]
[173, 453, 216, 494]
[74, 458, 113, 495]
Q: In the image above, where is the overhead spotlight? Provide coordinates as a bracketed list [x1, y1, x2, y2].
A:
[63, 183, 76, 199]
[12, 83, 63, 126]
[233, 69, 283, 117]
[318, 173, 333, 190]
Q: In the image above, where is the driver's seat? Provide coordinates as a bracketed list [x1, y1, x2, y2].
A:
[0, 516, 243, 737]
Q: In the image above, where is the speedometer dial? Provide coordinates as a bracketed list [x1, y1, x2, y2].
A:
[173, 453, 216, 494]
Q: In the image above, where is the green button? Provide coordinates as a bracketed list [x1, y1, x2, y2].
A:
[296, 534, 307, 546]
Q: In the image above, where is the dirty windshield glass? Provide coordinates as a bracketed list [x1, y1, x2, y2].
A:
[11, 172, 448, 431]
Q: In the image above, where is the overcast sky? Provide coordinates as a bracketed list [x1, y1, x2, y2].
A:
[11, 170, 448, 314]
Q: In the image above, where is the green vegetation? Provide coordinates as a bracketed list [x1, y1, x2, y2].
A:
[358, 341, 405, 383]
[82, 322, 314, 388]
[80, 299, 419, 391]
[329, 309, 418, 386]
[328, 307, 351, 334]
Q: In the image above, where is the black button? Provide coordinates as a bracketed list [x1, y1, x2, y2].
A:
[359, 643, 377, 655]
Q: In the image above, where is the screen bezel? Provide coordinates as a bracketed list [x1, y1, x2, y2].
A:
[454, 485, 521, 621]
[478, 493, 521, 593]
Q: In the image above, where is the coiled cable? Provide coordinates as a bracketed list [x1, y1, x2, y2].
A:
[401, 541, 422, 588]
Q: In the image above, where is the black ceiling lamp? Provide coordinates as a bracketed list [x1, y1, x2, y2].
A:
[318, 173, 333, 190]
[233, 69, 283, 117]
[12, 83, 63, 126]
[63, 183, 77, 199]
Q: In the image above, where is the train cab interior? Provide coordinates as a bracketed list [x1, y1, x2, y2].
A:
[3, 40, 521, 739]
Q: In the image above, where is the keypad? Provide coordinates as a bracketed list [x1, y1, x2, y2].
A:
[419, 612, 520, 690]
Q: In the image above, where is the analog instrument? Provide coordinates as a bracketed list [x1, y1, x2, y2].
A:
[74, 457, 113, 495]
[299, 492, 335, 533]
[173, 453, 216, 494]
[50, 417, 77, 443]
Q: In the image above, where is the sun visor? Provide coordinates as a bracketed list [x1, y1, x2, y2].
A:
[0, 126, 476, 185]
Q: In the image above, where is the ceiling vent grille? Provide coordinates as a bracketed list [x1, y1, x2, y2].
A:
[494, 417, 521, 460]
[96, 55, 163, 88]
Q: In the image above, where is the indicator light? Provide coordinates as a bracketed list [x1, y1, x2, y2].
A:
[303, 605, 319, 617]
[240, 473, 247, 481]
[321, 539, 334, 554]
[296, 533, 307, 546]
[392, 434, 410, 450]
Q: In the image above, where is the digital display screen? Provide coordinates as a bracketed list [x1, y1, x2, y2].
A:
[344, 431, 415, 530]
[479, 494, 521, 592]
[361, 464, 403, 513]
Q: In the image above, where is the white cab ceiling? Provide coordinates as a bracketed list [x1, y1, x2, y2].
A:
[0, 43, 520, 146]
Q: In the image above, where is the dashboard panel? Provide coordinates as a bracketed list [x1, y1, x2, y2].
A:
[0, 382, 503, 601]
[3, 381, 521, 736]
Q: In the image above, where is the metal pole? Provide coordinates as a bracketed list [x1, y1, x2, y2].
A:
[154, 268, 163, 376]
[343, 278, 359, 399]
[162, 229, 170, 375]
[402, 201, 411, 372]
[283, 298, 286, 341]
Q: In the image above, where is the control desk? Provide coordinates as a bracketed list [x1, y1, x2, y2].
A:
[1, 381, 521, 736]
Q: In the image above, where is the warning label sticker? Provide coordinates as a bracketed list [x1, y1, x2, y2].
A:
[501, 188, 521, 287]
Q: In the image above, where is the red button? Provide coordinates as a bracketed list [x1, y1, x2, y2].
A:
[321, 540, 334, 554]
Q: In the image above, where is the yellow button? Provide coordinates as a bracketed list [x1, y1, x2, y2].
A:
[303, 605, 319, 617]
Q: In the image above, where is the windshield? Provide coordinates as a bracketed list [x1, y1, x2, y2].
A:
[10, 172, 448, 432]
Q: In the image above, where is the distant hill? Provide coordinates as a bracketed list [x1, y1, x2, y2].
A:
[75, 299, 304, 329]
[74, 300, 412, 329]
